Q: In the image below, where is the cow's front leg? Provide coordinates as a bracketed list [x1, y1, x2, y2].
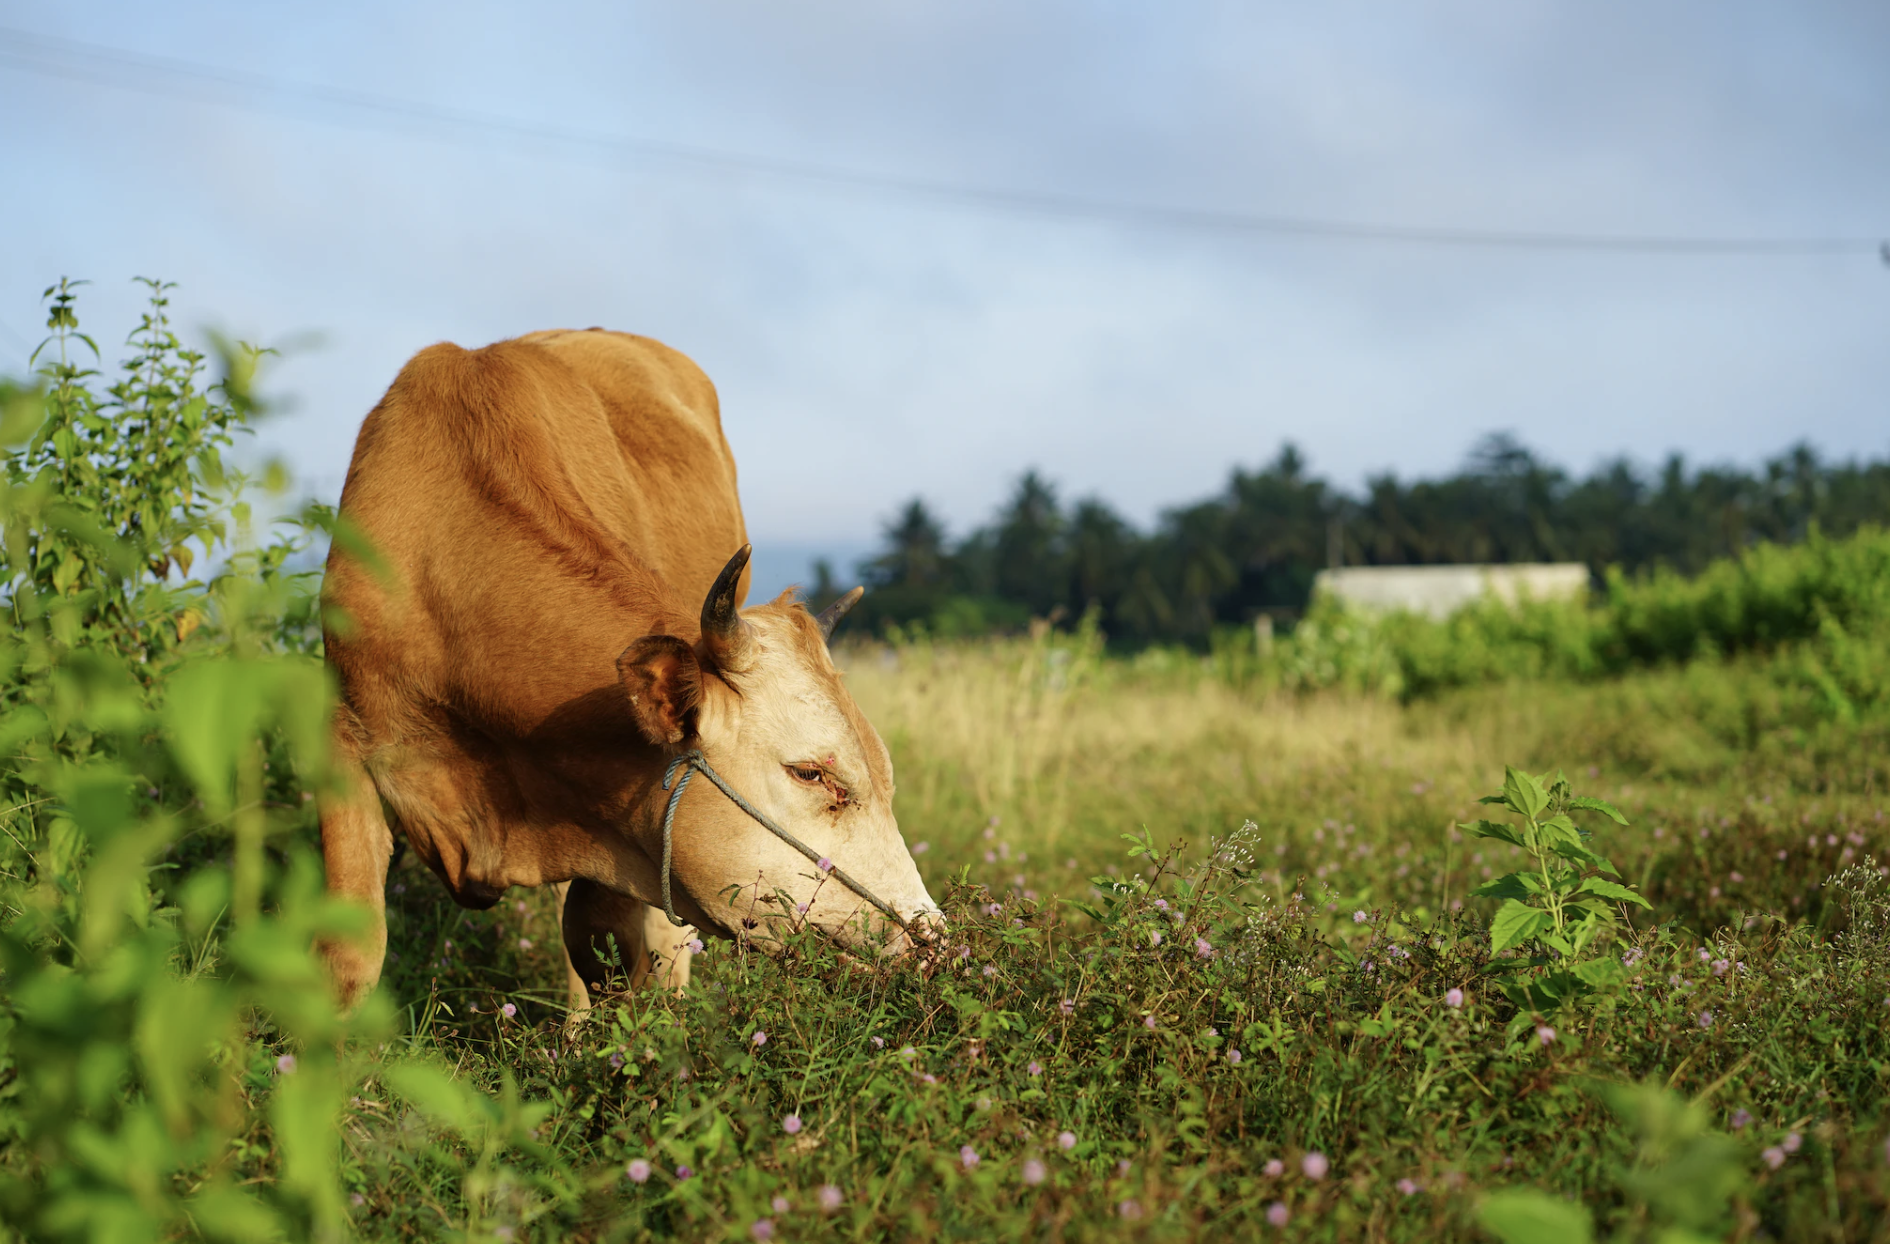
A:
[317, 747, 395, 1013]
[558, 880, 695, 1011]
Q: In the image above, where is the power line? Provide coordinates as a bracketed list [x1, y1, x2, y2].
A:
[2, 25, 1883, 259]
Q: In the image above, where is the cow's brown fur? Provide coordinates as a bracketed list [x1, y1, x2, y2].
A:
[318, 329, 936, 1011]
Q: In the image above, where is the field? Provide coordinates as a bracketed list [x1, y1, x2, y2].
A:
[5, 289, 1890, 1241]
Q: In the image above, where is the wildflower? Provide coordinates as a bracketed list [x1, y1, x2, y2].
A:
[676, 1165, 694, 1179]
[626, 1159, 652, 1183]
[900, 1046, 917, 1059]
[1154, 899, 1169, 910]
[1263, 1159, 1284, 1177]
[921, 1073, 937, 1084]
[1302, 1152, 1329, 1180]
[1028, 1060, 1043, 1076]
[1058, 999, 1075, 1016]
[608, 1051, 626, 1069]
[976, 1096, 992, 1111]
[517, 938, 533, 951]
[1698, 948, 1711, 962]
[1762, 1146, 1786, 1170]
[796, 902, 809, 915]
[687, 939, 704, 954]
[1267, 1201, 1289, 1227]
[1149, 930, 1162, 947]
[1228, 1048, 1243, 1064]
[1698, 1011, 1714, 1029]
[1058, 1131, 1077, 1151]
[817, 857, 833, 872]
[752, 1031, 768, 1046]
[960, 1145, 980, 1170]
[1206, 1026, 1219, 1037]
[1712, 959, 1730, 976]
[1730, 1109, 1753, 1130]
[818, 1184, 844, 1212]
[956, 945, 972, 960]
[1622, 945, 1645, 967]
[751, 1219, 774, 1241]
[1353, 910, 1368, 924]
[1536, 1025, 1556, 1047]
[783, 1114, 802, 1135]
[276, 1054, 297, 1075]
[1397, 1177, 1420, 1196]
[501, 1002, 517, 1019]
[1444, 988, 1465, 1009]
[1195, 937, 1214, 958]
[1118, 1200, 1142, 1219]
[984, 902, 1002, 917]
[350, 1193, 365, 1207]
[1783, 1132, 1802, 1154]
[913, 840, 929, 854]
[1143, 1015, 1157, 1030]
[1117, 1159, 1132, 1176]
[1022, 1158, 1046, 1185]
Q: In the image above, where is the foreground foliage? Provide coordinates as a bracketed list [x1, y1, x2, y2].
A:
[3, 283, 1888, 1241]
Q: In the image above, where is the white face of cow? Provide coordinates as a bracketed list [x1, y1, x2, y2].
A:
[617, 550, 942, 954]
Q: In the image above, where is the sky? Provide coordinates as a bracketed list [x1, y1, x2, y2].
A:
[3, 3, 1887, 599]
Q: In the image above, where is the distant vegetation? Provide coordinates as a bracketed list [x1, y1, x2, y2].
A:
[836, 435, 1890, 646]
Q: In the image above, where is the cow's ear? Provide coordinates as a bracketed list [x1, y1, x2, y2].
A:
[617, 635, 701, 745]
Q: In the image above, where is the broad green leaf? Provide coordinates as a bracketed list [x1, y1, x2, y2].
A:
[1574, 958, 1625, 989]
[1471, 873, 1537, 901]
[1478, 1189, 1595, 1244]
[188, 1182, 285, 1243]
[383, 1061, 495, 1138]
[1545, 837, 1615, 871]
[1490, 899, 1552, 954]
[163, 659, 266, 816]
[1465, 819, 1526, 848]
[1578, 877, 1653, 909]
[1568, 795, 1629, 825]
[1503, 766, 1550, 820]
[1537, 815, 1582, 848]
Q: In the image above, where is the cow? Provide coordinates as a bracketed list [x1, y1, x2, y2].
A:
[316, 327, 942, 1012]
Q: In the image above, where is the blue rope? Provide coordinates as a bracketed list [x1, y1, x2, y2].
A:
[658, 749, 912, 934]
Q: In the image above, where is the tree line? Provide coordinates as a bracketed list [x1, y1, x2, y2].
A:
[814, 434, 1890, 646]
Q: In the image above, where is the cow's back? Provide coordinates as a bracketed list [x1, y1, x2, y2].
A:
[325, 329, 747, 739]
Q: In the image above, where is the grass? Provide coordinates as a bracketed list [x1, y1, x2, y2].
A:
[351, 632, 1890, 1242]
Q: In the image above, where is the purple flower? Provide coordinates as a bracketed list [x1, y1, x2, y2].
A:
[1117, 1200, 1142, 1220]
[687, 939, 704, 954]
[1302, 1152, 1329, 1180]
[1783, 1132, 1802, 1154]
[750, 1219, 774, 1241]
[956, 945, 971, 960]
[1444, 988, 1464, 1009]
[1022, 1158, 1046, 1185]
[1057, 1131, 1077, 1151]
[1149, 931, 1162, 947]
[771, 1196, 790, 1213]
[501, 1002, 517, 1019]
[1263, 1159, 1284, 1178]
[626, 1159, 651, 1183]
[783, 1114, 802, 1135]
[1058, 999, 1075, 1016]
[1397, 1177, 1420, 1196]
[275, 1054, 297, 1075]
[984, 902, 1002, 917]
[1195, 938, 1214, 958]
[960, 1144, 980, 1169]
[517, 938, 532, 951]
[1763, 1146, 1786, 1170]
[817, 1184, 844, 1212]
[1228, 1049, 1242, 1065]
[912, 841, 929, 854]
[1117, 1159, 1132, 1176]
[1143, 1015, 1157, 1030]
[1712, 959, 1730, 976]
[676, 1165, 694, 1179]
[608, 1051, 625, 1070]
[1154, 899, 1169, 911]
[817, 857, 833, 873]
[982, 965, 998, 978]
[350, 1193, 365, 1207]
[871, 1036, 885, 1049]
[1267, 1201, 1290, 1227]
[1536, 1025, 1557, 1046]
[1028, 1060, 1043, 1076]
[1730, 1109, 1753, 1130]
[752, 1030, 768, 1046]
[1698, 1010, 1714, 1029]
[1354, 910, 1368, 924]
[796, 902, 809, 915]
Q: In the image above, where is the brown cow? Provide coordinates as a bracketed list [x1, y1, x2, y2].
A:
[317, 328, 941, 1011]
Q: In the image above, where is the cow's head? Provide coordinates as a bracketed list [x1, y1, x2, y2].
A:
[617, 545, 942, 955]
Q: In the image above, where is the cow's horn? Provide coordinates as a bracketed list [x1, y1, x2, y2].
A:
[815, 586, 864, 641]
[699, 544, 756, 669]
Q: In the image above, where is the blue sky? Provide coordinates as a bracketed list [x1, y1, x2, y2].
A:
[4, 3, 1886, 598]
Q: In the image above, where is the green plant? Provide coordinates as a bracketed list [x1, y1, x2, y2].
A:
[1463, 766, 1650, 1008]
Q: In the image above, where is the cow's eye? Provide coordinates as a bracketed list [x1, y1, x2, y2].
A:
[788, 765, 824, 785]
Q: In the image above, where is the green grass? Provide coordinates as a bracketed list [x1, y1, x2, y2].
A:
[342, 636, 1890, 1241]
